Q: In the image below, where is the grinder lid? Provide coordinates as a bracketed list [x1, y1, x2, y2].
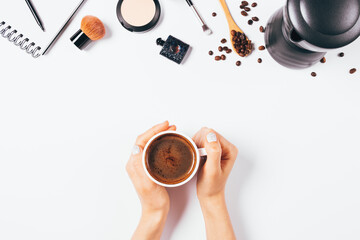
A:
[287, 0, 360, 48]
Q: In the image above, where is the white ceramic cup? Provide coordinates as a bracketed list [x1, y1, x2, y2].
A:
[142, 131, 207, 187]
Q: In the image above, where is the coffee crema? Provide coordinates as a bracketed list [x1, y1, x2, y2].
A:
[145, 134, 196, 184]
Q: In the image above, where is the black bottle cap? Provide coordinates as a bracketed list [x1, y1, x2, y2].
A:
[156, 38, 165, 46]
[287, 0, 360, 48]
[70, 29, 92, 50]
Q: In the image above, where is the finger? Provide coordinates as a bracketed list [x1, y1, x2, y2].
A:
[135, 121, 170, 147]
[126, 144, 144, 176]
[167, 125, 177, 131]
[192, 127, 209, 148]
[203, 130, 222, 175]
[212, 130, 238, 172]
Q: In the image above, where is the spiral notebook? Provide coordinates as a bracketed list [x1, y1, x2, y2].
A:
[0, 0, 82, 58]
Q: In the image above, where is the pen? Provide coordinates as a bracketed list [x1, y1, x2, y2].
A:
[42, 0, 86, 55]
[25, 0, 45, 31]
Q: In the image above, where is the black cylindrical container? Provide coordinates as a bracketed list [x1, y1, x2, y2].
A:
[265, 0, 360, 69]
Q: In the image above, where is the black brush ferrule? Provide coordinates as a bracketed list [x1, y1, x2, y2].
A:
[70, 29, 92, 50]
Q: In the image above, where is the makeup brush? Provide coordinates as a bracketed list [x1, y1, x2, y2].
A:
[70, 16, 106, 50]
[185, 0, 212, 35]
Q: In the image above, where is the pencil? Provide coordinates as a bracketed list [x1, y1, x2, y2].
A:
[25, 0, 45, 31]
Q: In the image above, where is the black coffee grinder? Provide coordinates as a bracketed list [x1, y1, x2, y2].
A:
[265, 0, 360, 69]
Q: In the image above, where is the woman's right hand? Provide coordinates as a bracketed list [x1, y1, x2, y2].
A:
[192, 127, 238, 201]
[192, 127, 238, 240]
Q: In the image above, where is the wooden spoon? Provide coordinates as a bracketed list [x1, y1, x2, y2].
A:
[218, 0, 252, 57]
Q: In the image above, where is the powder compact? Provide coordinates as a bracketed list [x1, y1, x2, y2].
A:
[116, 0, 161, 32]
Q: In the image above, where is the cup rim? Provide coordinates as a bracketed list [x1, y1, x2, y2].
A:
[142, 130, 200, 188]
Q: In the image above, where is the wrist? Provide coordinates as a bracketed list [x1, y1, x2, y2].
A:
[132, 207, 169, 240]
[198, 191, 225, 207]
[142, 206, 169, 223]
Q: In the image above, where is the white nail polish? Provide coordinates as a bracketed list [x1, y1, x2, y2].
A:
[207, 132, 217, 142]
[132, 145, 141, 155]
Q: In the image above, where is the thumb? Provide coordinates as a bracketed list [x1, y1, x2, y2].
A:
[203, 130, 222, 174]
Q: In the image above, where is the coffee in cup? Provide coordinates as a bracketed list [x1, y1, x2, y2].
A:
[143, 131, 207, 187]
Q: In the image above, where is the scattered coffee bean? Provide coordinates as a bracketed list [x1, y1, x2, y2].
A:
[240, 5, 245, 9]
[209, 50, 213, 56]
[258, 45, 265, 50]
[241, 1, 249, 6]
[226, 49, 232, 54]
[311, 72, 317, 77]
[251, 2, 257, 7]
[338, 52, 345, 57]
[257, 58, 262, 63]
[236, 61, 241, 66]
[248, 19, 253, 25]
[252, 17, 259, 21]
[221, 38, 227, 44]
[212, 12, 217, 17]
[350, 68, 357, 74]
[221, 54, 226, 60]
[241, 11, 248, 16]
[260, 26, 265, 32]
[218, 46, 223, 52]
[215, 56, 221, 61]
[244, 7, 251, 12]
[223, 46, 229, 51]
[320, 57, 326, 63]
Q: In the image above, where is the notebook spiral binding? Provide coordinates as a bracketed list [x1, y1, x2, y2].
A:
[0, 21, 41, 58]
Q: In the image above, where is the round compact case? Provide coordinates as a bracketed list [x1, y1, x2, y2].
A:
[116, 0, 161, 32]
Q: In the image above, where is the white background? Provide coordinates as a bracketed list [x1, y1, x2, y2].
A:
[1, 0, 360, 239]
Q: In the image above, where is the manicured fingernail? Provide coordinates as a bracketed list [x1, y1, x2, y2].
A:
[207, 132, 217, 142]
[132, 145, 141, 155]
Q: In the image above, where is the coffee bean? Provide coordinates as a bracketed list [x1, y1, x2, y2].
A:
[209, 50, 213, 55]
[248, 19, 253, 25]
[350, 68, 357, 74]
[320, 57, 326, 63]
[257, 58, 262, 63]
[252, 17, 259, 21]
[244, 7, 251, 12]
[338, 52, 345, 57]
[236, 61, 241, 66]
[221, 54, 226, 60]
[241, 1, 249, 6]
[260, 26, 265, 32]
[258, 45, 265, 50]
[240, 5, 245, 9]
[215, 56, 221, 61]
[221, 38, 227, 44]
[223, 46, 229, 51]
[241, 11, 248, 16]
[218, 46, 223, 52]
[231, 30, 252, 57]
[226, 49, 232, 54]
[212, 12, 217, 17]
[231, 30, 236, 36]
[311, 72, 317, 77]
[251, 2, 257, 7]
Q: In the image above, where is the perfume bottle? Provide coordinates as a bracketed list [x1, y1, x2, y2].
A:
[156, 35, 190, 64]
